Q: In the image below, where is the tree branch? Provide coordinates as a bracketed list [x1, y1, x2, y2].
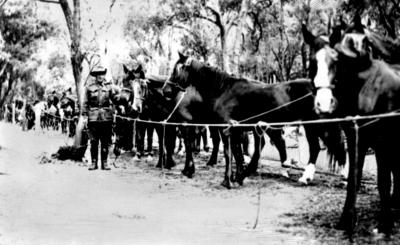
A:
[0, 62, 8, 77]
[0, 0, 9, 8]
[109, 0, 116, 12]
[37, 0, 60, 4]
[57, 0, 74, 38]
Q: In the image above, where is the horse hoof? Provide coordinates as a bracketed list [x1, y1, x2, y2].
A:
[236, 173, 245, 186]
[280, 169, 290, 179]
[221, 179, 233, 189]
[298, 176, 308, 185]
[165, 160, 176, 169]
[243, 155, 251, 164]
[182, 167, 194, 178]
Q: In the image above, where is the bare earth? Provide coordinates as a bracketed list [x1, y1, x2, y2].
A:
[0, 122, 398, 245]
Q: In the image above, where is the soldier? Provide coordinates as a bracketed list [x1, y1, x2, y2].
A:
[83, 65, 119, 171]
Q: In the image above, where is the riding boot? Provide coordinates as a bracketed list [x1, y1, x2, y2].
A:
[101, 146, 111, 170]
[89, 139, 99, 171]
[88, 159, 98, 170]
[101, 160, 111, 170]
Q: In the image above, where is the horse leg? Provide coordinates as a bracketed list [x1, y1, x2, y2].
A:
[125, 121, 133, 151]
[337, 127, 368, 237]
[299, 125, 321, 184]
[375, 141, 394, 234]
[164, 125, 177, 169]
[206, 126, 220, 166]
[241, 131, 250, 157]
[146, 125, 154, 156]
[267, 128, 289, 177]
[135, 122, 146, 158]
[246, 130, 266, 176]
[391, 154, 400, 210]
[155, 125, 165, 168]
[193, 126, 201, 154]
[231, 129, 245, 185]
[181, 126, 195, 178]
[202, 126, 210, 152]
[220, 129, 233, 189]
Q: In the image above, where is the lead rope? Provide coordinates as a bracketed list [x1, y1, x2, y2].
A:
[164, 91, 187, 123]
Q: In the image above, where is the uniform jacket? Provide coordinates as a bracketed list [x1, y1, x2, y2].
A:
[84, 78, 119, 122]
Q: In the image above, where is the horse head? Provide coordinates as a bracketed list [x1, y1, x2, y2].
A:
[303, 23, 339, 114]
[120, 64, 147, 114]
[163, 52, 196, 98]
[131, 78, 148, 114]
[303, 15, 372, 115]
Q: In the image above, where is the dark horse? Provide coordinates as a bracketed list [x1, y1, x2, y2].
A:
[46, 91, 61, 131]
[163, 53, 346, 188]
[130, 73, 178, 168]
[60, 88, 77, 137]
[122, 64, 156, 158]
[112, 65, 139, 156]
[303, 18, 400, 236]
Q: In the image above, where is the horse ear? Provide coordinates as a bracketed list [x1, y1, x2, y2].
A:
[352, 14, 364, 33]
[123, 64, 130, 74]
[178, 52, 187, 61]
[67, 87, 72, 93]
[302, 24, 315, 45]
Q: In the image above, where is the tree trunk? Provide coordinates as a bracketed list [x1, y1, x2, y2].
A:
[220, 34, 227, 72]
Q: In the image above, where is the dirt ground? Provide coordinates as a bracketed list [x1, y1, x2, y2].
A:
[0, 122, 399, 245]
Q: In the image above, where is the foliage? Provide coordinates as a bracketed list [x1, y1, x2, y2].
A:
[0, 0, 57, 106]
[341, 0, 400, 38]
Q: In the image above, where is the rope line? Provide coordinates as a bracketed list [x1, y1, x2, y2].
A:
[114, 111, 400, 128]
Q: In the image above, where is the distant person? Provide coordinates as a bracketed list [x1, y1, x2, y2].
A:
[83, 65, 119, 171]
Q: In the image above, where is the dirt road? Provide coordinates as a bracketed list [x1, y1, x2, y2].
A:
[0, 122, 395, 245]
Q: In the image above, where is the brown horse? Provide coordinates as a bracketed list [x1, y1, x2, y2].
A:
[163, 53, 346, 188]
[303, 17, 400, 236]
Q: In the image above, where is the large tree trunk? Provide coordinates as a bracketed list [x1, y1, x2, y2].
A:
[58, 0, 84, 147]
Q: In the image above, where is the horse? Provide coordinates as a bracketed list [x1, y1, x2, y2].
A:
[59, 88, 77, 137]
[162, 53, 346, 188]
[303, 18, 400, 236]
[128, 72, 178, 168]
[112, 65, 138, 156]
[121, 64, 156, 159]
[46, 91, 61, 131]
[24, 102, 36, 130]
[131, 68, 270, 178]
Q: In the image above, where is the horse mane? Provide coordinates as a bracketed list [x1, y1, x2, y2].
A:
[189, 60, 241, 92]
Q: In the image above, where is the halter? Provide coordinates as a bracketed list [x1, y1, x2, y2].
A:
[163, 80, 186, 92]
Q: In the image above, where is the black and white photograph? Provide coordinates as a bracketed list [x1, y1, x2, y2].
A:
[1, 0, 400, 244]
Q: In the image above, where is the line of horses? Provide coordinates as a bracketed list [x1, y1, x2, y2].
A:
[2, 89, 78, 137]
[4, 14, 399, 238]
[118, 16, 400, 239]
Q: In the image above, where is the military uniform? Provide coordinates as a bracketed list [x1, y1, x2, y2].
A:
[83, 66, 119, 170]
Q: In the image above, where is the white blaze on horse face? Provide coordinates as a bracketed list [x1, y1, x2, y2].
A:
[132, 81, 142, 113]
[314, 49, 331, 88]
[314, 48, 336, 114]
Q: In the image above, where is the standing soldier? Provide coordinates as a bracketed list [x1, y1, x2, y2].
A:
[83, 65, 119, 171]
